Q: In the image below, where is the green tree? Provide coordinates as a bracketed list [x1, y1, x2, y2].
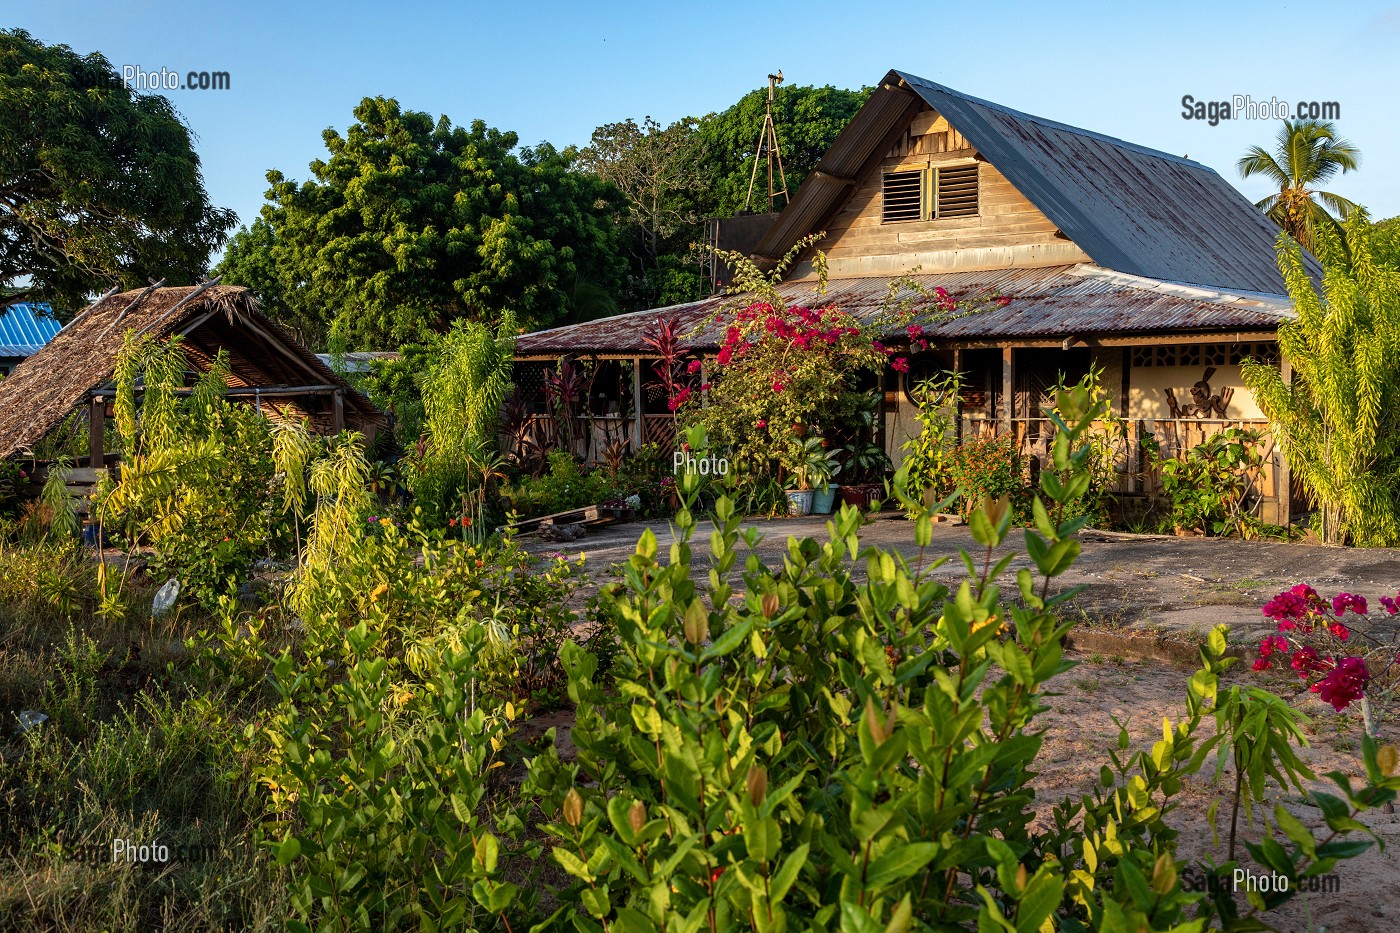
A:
[695, 82, 870, 217]
[250, 97, 622, 348]
[577, 83, 869, 311]
[1238, 119, 1360, 253]
[1242, 210, 1400, 545]
[215, 217, 313, 338]
[0, 29, 234, 315]
[578, 116, 708, 308]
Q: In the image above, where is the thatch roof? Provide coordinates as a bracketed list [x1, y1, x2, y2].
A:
[0, 283, 383, 459]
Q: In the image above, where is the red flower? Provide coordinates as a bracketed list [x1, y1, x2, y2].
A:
[1333, 592, 1368, 617]
[996, 295, 1012, 307]
[668, 387, 693, 411]
[1316, 657, 1370, 711]
[891, 357, 909, 373]
[1329, 621, 1351, 641]
[906, 324, 925, 338]
[686, 360, 703, 374]
[1289, 646, 1328, 679]
[772, 380, 786, 393]
[756, 419, 767, 429]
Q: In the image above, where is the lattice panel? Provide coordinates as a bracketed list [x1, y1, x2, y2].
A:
[1130, 342, 1277, 368]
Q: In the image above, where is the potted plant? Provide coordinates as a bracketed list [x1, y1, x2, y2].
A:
[807, 439, 842, 515]
[839, 440, 892, 511]
[783, 436, 821, 516]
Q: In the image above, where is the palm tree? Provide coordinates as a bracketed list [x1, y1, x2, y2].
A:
[1238, 120, 1360, 252]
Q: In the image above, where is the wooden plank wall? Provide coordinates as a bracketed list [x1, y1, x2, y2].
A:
[819, 111, 1073, 265]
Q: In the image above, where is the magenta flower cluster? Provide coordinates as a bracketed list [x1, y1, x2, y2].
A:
[1251, 584, 1399, 711]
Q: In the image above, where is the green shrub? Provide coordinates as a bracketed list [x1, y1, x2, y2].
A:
[523, 412, 1395, 931]
[1144, 427, 1266, 537]
[502, 452, 621, 519]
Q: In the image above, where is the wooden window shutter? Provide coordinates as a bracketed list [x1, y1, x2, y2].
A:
[881, 169, 924, 222]
[935, 163, 979, 218]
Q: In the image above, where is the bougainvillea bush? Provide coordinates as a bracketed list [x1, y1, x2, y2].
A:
[687, 297, 885, 481]
[1251, 584, 1400, 721]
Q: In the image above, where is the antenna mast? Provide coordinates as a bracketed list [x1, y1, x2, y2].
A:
[743, 71, 790, 213]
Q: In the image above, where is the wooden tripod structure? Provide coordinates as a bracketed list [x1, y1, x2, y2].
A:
[744, 71, 790, 213]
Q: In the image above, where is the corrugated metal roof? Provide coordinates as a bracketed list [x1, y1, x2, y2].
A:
[751, 69, 1318, 295]
[894, 72, 1319, 294]
[513, 265, 1291, 355]
[0, 303, 60, 357]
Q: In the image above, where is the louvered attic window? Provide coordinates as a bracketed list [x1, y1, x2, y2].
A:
[881, 170, 924, 222]
[935, 163, 978, 218]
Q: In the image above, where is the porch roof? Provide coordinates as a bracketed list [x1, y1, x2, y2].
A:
[513, 264, 1292, 357]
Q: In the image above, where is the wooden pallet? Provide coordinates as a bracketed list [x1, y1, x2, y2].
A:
[501, 504, 635, 535]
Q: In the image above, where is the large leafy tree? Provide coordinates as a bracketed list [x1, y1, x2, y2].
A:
[234, 97, 623, 348]
[694, 83, 869, 217]
[0, 29, 234, 315]
[1242, 211, 1400, 546]
[577, 116, 708, 309]
[1238, 120, 1360, 253]
[576, 83, 869, 310]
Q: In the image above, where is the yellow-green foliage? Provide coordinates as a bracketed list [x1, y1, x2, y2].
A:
[1243, 211, 1400, 545]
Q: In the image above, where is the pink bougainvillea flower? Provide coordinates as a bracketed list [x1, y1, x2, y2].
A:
[667, 387, 693, 411]
[1289, 645, 1328, 679]
[1263, 584, 1327, 629]
[1381, 595, 1399, 615]
[755, 419, 767, 429]
[1333, 592, 1368, 617]
[891, 357, 909, 373]
[872, 340, 887, 353]
[1328, 621, 1351, 642]
[772, 380, 786, 393]
[907, 324, 925, 338]
[1252, 656, 1271, 671]
[686, 360, 703, 374]
[1315, 656, 1370, 711]
[996, 295, 1012, 307]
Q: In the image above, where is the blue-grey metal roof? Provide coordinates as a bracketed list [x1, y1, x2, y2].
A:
[893, 71, 1318, 294]
[0, 303, 60, 357]
[750, 70, 1317, 297]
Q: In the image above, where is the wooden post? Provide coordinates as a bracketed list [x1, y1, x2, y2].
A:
[632, 357, 644, 449]
[1276, 357, 1292, 527]
[1000, 345, 1013, 436]
[952, 347, 964, 443]
[331, 390, 345, 435]
[89, 395, 104, 468]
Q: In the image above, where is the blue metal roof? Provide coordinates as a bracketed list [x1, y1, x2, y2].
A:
[0, 303, 61, 357]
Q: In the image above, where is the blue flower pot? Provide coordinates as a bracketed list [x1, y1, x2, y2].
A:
[811, 486, 836, 514]
[786, 489, 814, 516]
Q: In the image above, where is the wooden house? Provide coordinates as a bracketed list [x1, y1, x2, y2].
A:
[0, 283, 384, 478]
[514, 70, 1312, 523]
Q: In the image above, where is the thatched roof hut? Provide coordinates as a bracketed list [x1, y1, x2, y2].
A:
[0, 283, 383, 460]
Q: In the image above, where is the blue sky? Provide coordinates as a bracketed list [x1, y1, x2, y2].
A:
[12, 0, 1400, 240]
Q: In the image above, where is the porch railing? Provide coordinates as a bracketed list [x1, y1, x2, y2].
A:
[962, 416, 1277, 502]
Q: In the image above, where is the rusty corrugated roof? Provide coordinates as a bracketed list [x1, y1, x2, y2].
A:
[750, 70, 1319, 295]
[513, 264, 1291, 355]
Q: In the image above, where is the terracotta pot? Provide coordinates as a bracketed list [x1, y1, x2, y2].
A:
[838, 484, 879, 509]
